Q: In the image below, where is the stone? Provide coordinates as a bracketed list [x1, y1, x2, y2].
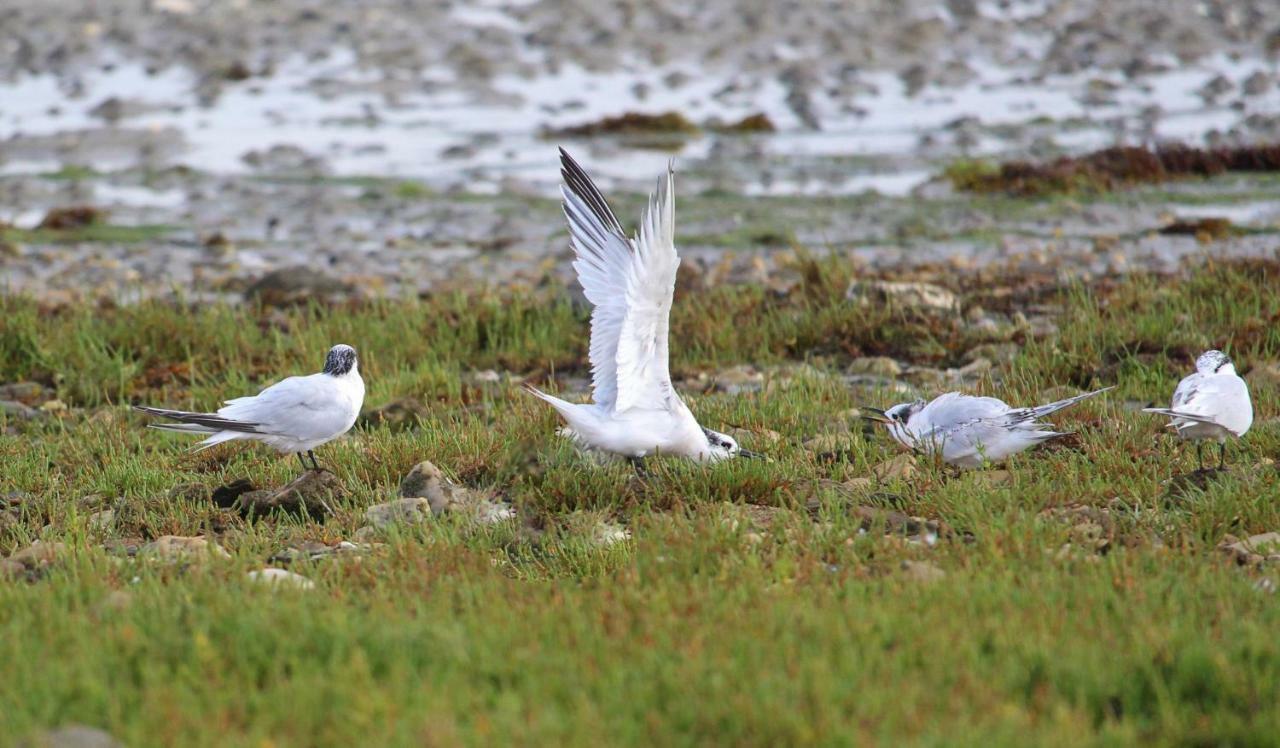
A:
[964, 343, 1019, 365]
[1246, 362, 1280, 392]
[87, 510, 115, 532]
[591, 522, 631, 547]
[714, 365, 765, 394]
[364, 498, 433, 530]
[845, 280, 958, 314]
[872, 454, 918, 481]
[1, 400, 43, 420]
[1220, 532, 1280, 565]
[235, 470, 348, 517]
[900, 560, 946, 582]
[244, 267, 355, 306]
[0, 381, 50, 405]
[19, 725, 124, 748]
[847, 356, 902, 377]
[8, 541, 68, 569]
[139, 536, 230, 563]
[359, 398, 430, 430]
[395, 460, 511, 522]
[247, 568, 315, 590]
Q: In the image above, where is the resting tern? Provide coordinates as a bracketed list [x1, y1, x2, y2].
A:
[864, 387, 1113, 468]
[528, 149, 757, 465]
[136, 344, 364, 471]
[1143, 349, 1252, 470]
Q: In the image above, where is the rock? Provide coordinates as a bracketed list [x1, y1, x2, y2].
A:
[847, 356, 902, 377]
[900, 559, 946, 582]
[845, 280, 958, 314]
[87, 510, 115, 532]
[714, 364, 764, 394]
[968, 469, 1012, 487]
[0, 381, 50, 405]
[38, 206, 105, 230]
[364, 498, 434, 530]
[139, 535, 230, 563]
[235, 470, 348, 517]
[1219, 532, 1280, 565]
[399, 460, 446, 498]
[963, 343, 1019, 365]
[803, 434, 854, 458]
[269, 541, 368, 565]
[244, 267, 355, 306]
[1246, 362, 1280, 392]
[359, 398, 429, 430]
[872, 454, 917, 481]
[99, 590, 133, 612]
[19, 725, 124, 748]
[352, 525, 379, 543]
[1, 400, 43, 420]
[395, 460, 512, 523]
[8, 541, 68, 569]
[1, 558, 26, 580]
[247, 568, 315, 590]
[591, 522, 631, 547]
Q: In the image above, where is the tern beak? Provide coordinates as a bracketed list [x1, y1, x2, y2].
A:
[860, 407, 891, 424]
[738, 448, 763, 459]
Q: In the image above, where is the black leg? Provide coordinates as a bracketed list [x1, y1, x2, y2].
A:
[1219, 442, 1227, 470]
[1196, 442, 1204, 472]
[296, 452, 309, 472]
[627, 456, 649, 478]
[308, 450, 321, 471]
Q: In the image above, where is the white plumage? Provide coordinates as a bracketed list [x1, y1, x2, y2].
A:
[1143, 349, 1252, 469]
[136, 344, 365, 470]
[867, 387, 1112, 468]
[528, 149, 753, 464]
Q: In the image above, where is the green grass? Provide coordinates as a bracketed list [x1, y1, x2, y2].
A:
[1, 223, 174, 245]
[2, 259, 1280, 745]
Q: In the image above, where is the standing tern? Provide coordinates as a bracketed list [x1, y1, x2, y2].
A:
[527, 149, 758, 465]
[1143, 349, 1252, 470]
[136, 344, 365, 471]
[864, 387, 1113, 468]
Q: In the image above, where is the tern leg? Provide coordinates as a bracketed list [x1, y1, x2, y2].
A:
[296, 452, 309, 472]
[1195, 442, 1204, 472]
[308, 450, 321, 471]
[627, 456, 649, 478]
[1219, 442, 1227, 471]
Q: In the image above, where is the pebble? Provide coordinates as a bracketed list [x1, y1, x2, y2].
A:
[139, 535, 231, 563]
[246, 568, 316, 590]
[845, 280, 958, 314]
[20, 725, 124, 748]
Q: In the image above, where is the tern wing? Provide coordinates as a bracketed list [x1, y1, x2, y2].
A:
[1005, 386, 1113, 426]
[218, 374, 354, 443]
[560, 148, 680, 413]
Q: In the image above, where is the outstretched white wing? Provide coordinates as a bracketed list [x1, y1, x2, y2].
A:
[559, 148, 680, 413]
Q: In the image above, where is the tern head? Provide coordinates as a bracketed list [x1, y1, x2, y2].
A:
[323, 344, 359, 376]
[701, 427, 761, 461]
[1195, 349, 1234, 375]
[862, 400, 926, 447]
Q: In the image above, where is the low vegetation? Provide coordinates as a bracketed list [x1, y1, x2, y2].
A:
[2, 258, 1279, 744]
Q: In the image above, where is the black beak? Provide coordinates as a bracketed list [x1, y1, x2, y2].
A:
[860, 407, 891, 424]
[738, 448, 763, 459]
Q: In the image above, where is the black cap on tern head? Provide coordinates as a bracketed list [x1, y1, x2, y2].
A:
[323, 344, 358, 376]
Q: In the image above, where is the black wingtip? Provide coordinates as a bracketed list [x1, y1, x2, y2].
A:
[557, 147, 627, 237]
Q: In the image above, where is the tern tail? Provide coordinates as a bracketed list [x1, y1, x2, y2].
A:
[1141, 407, 1221, 426]
[134, 405, 263, 434]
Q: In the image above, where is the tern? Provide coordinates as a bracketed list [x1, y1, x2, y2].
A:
[1143, 349, 1252, 470]
[135, 344, 365, 471]
[864, 387, 1113, 468]
[527, 149, 757, 466]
